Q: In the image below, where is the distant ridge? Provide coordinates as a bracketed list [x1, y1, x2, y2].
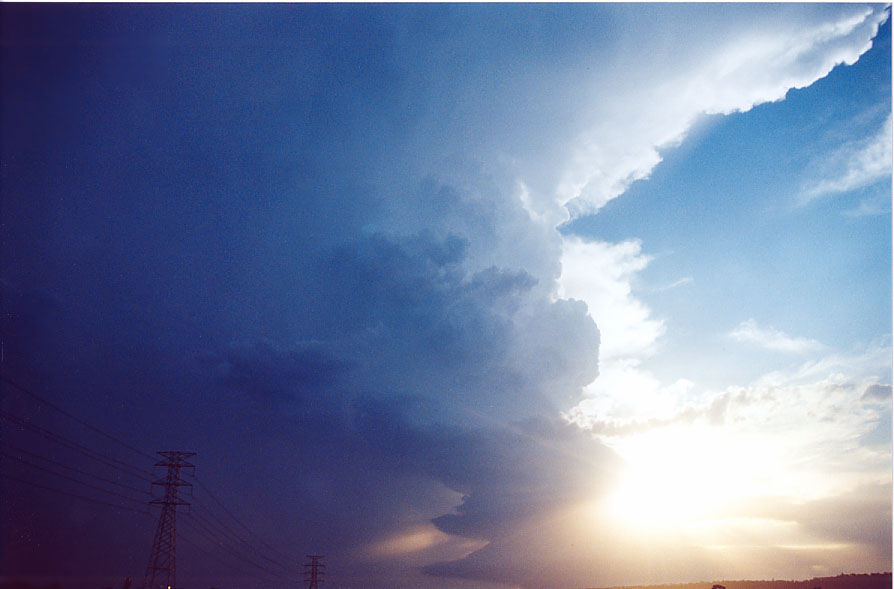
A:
[583, 573, 892, 589]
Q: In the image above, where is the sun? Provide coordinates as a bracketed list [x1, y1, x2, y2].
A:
[597, 425, 770, 534]
[604, 452, 718, 531]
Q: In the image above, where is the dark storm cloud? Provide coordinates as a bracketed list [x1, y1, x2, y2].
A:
[295, 230, 600, 423]
[194, 226, 605, 586]
[214, 340, 346, 406]
[2, 199, 606, 587]
[0, 4, 614, 582]
[191, 335, 619, 582]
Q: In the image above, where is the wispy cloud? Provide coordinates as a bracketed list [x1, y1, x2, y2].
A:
[729, 318, 824, 354]
[800, 114, 892, 203]
[653, 276, 694, 292]
[844, 192, 892, 217]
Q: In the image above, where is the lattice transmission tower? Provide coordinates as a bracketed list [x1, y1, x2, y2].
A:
[303, 555, 325, 589]
[141, 451, 195, 589]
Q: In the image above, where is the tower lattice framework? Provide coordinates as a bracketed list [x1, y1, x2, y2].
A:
[142, 451, 195, 589]
[303, 555, 325, 589]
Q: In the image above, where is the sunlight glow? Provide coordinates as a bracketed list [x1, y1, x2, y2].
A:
[362, 525, 488, 561]
[598, 425, 783, 533]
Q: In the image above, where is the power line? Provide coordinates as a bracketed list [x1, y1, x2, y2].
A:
[182, 513, 283, 578]
[192, 498, 292, 571]
[176, 530, 262, 579]
[0, 387, 295, 580]
[1, 376, 156, 461]
[187, 504, 297, 574]
[0, 409, 154, 481]
[3, 443, 152, 495]
[187, 506, 297, 576]
[0, 472, 151, 516]
[180, 512, 296, 581]
[1, 450, 149, 506]
[178, 531, 296, 584]
[190, 475, 297, 567]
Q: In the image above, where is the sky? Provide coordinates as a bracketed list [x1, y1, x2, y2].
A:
[1, 4, 891, 589]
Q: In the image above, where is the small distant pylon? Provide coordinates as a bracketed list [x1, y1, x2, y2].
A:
[141, 451, 196, 589]
[303, 555, 325, 589]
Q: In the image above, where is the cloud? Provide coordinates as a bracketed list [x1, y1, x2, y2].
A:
[558, 237, 664, 363]
[729, 319, 824, 354]
[862, 383, 893, 403]
[801, 114, 893, 202]
[304, 230, 600, 422]
[653, 276, 694, 292]
[553, 4, 890, 217]
[196, 340, 623, 587]
[782, 338, 893, 384]
[844, 192, 892, 217]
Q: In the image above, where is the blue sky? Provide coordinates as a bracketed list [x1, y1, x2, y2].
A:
[1, 5, 891, 589]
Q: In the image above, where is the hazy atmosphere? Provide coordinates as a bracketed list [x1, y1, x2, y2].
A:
[2, 4, 891, 589]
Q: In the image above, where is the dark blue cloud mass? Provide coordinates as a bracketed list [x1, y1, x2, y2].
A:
[1, 6, 609, 586]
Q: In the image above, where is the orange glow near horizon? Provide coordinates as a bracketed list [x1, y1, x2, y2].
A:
[558, 420, 894, 586]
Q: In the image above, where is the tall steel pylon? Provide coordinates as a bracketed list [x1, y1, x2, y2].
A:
[141, 451, 195, 589]
[303, 555, 325, 589]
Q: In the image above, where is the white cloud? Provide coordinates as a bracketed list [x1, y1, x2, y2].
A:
[557, 237, 687, 428]
[729, 318, 824, 354]
[557, 236, 664, 363]
[801, 114, 893, 202]
[722, 373, 892, 496]
[785, 337, 892, 384]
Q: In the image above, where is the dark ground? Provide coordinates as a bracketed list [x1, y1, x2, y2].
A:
[587, 573, 893, 589]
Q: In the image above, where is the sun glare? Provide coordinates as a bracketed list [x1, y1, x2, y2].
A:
[598, 426, 776, 533]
